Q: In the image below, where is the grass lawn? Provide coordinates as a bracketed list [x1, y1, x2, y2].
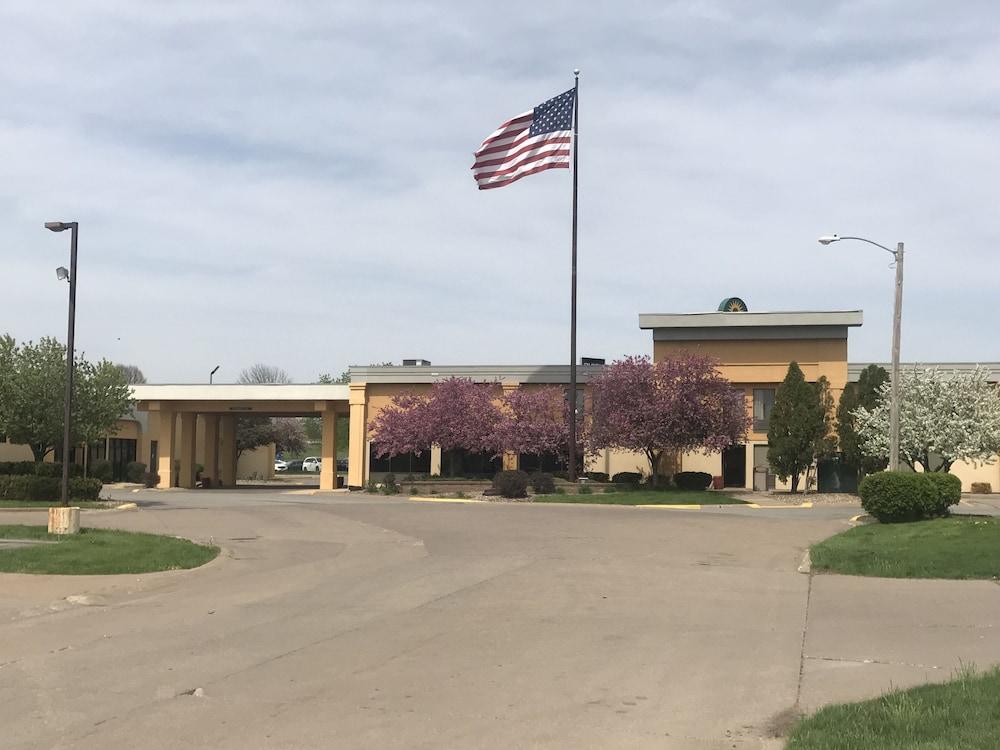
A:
[0, 500, 113, 510]
[533, 490, 745, 505]
[0, 525, 219, 575]
[810, 516, 1000, 579]
[787, 667, 1000, 749]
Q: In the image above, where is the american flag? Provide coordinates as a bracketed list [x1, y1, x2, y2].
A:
[472, 88, 575, 190]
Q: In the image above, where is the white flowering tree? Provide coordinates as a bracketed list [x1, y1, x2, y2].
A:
[854, 366, 1000, 472]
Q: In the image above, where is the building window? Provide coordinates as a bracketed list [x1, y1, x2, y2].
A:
[753, 389, 775, 432]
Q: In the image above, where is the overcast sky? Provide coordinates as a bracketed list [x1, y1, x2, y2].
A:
[2, 1, 997, 383]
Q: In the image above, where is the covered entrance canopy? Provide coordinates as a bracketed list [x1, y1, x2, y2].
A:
[132, 384, 349, 490]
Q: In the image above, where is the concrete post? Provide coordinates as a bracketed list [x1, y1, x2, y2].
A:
[430, 444, 442, 477]
[178, 412, 197, 489]
[219, 415, 237, 487]
[348, 384, 367, 489]
[320, 409, 338, 491]
[202, 415, 220, 486]
[157, 410, 176, 488]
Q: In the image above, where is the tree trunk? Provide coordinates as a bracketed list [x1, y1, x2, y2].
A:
[645, 449, 661, 486]
[790, 472, 800, 493]
[31, 444, 50, 463]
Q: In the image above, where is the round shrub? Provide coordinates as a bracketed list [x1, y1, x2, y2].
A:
[585, 472, 609, 483]
[529, 472, 556, 494]
[125, 461, 146, 483]
[923, 472, 962, 515]
[90, 459, 114, 483]
[673, 471, 713, 491]
[612, 471, 643, 486]
[493, 469, 529, 498]
[859, 471, 939, 523]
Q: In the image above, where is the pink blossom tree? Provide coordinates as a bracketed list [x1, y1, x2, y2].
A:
[369, 377, 502, 459]
[588, 355, 750, 484]
[493, 386, 569, 457]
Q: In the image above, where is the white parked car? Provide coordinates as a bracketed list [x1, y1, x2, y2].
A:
[274, 460, 288, 473]
[302, 457, 322, 472]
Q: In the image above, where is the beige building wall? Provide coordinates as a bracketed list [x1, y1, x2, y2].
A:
[0, 440, 35, 462]
[928, 460, 999, 493]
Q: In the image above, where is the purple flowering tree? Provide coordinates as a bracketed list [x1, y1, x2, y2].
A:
[493, 386, 569, 457]
[369, 377, 502, 459]
[588, 355, 750, 484]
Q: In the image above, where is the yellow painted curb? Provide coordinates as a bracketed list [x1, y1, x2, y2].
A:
[114, 502, 138, 510]
[635, 504, 702, 510]
[408, 496, 486, 504]
[746, 502, 814, 509]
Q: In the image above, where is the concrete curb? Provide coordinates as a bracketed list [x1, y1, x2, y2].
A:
[746, 502, 814, 509]
[0, 503, 136, 513]
[409, 496, 487, 504]
[636, 504, 702, 510]
[797, 549, 812, 574]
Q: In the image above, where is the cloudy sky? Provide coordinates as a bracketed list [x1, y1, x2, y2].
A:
[2, 1, 997, 382]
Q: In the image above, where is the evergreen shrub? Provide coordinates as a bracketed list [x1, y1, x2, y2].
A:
[493, 470, 529, 498]
[125, 461, 146, 483]
[859, 471, 941, 522]
[530, 472, 556, 494]
[673, 471, 713, 491]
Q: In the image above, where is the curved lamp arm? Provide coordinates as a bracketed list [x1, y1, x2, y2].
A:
[819, 234, 897, 256]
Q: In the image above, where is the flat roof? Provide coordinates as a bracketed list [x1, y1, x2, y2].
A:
[131, 384, 350, 401]
[348, 364, 605, 384]
[639, 311, 863, 329]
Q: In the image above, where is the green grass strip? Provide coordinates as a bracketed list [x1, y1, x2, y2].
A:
[533, 490, 745, 505]
[810, 516, 1000, 580]
[788, 666, 1000, 749]
[0, 525, 218, 575]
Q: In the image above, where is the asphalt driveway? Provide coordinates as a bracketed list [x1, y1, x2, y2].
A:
[1, 489, 997, 749]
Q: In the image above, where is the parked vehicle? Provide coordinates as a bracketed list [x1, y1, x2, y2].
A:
[302, 457, 322, 472]
[274, 459, 288, 473]
[284, 459, 303, 472]
[337, 459, 348, 472]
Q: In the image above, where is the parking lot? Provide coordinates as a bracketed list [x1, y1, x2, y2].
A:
[2, 489, 998, 749]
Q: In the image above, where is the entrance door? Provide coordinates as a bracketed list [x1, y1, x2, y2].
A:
[722, 444, 746, 487]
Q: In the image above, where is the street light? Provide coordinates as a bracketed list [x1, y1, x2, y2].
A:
[210, 365, 220, 384]
[819, 234, 905, 472]
[46, 221, 79, 508]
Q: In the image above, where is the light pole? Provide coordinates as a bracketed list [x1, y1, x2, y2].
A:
[818, 234, 904, 472]
[210, 365, 220, 384]
[45, 221, 79, 507]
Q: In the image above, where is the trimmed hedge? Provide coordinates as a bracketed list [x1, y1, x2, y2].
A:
[0, 461, 37, 476]
[493, 469, 529, 498]
[529, 472, 556, 494]
[859, 471, 960, 523]
[0, 474, 102, 502]
[673, 471, 713, 491]
[32, 462, 84, 478]
[585, 472, 610, 483]
[612, 471, 643, 485]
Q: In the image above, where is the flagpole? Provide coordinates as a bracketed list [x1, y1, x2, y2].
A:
[568, 69, 580, 482]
